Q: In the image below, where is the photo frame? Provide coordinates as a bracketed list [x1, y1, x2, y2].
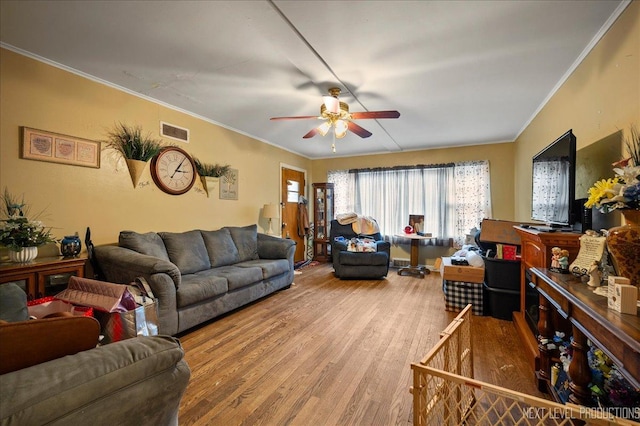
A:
[21, 127, 100, 168]
[409, 214, 424, 233]
[219, 168, 238, 200]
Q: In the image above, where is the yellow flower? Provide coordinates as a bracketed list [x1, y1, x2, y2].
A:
[585, 178, 617, 208]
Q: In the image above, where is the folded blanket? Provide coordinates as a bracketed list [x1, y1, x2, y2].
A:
[337, 212, 358, 225]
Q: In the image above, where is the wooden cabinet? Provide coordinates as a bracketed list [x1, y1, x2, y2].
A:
[513, 227, 581, 385]
[529, 268, 640, 406]
[0, 256, 87, 300]
[312, 183, 334, 262]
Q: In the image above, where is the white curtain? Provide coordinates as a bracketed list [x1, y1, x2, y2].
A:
[454, 161, 493, 245]
[328, 160, 492, 247]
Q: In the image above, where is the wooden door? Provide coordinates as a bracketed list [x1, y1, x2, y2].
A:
[281, 167, 306, 263]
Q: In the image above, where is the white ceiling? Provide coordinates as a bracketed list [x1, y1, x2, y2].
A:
[0, 0, 628, 159]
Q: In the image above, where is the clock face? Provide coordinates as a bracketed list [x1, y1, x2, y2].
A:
[150, 147, 196, 195]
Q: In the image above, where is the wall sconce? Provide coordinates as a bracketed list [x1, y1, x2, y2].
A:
[263, 203, 279, 235]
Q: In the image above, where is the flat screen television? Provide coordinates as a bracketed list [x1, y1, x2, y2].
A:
[531, 130, 576, 227]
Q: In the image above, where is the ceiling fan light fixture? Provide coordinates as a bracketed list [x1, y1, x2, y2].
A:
[334, 120, 348, 138]
[317, 121, 331, 136]
[270, 87, 399, 142]
[323, 96, 340, 114]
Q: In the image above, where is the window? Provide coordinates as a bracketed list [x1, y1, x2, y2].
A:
[328, 161, 491, 247]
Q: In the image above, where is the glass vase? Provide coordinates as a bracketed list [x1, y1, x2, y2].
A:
[606, 209, 640, 293]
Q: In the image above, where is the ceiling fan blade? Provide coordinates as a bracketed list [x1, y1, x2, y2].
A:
[323, 96, 340, 114]
[347, 121, 372, 138]
[350, 110, 400, 120]
[270, 116, 320, 121]
[303, 127, 318, 139]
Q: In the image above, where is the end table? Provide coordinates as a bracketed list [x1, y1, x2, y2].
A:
[0, 255, 87, 300]
[394, 233, 434, 278]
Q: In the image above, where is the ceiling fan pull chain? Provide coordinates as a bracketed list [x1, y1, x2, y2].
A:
[331, 142, 336, 153]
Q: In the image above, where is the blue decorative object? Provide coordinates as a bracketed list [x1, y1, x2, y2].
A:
[61, 234, 81, 257]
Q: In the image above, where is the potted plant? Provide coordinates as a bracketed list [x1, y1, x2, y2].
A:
[0, 189, 56, 262]
[104, 123, 163, 187]
[193, 158, 230, 197]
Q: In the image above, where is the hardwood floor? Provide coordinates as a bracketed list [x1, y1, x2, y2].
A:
[177, 263, 546, 425]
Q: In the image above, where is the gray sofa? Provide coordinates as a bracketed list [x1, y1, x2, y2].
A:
[1, 336, 190, 426]
[0, 283, 190, 426]
[94, 224, 296, 335]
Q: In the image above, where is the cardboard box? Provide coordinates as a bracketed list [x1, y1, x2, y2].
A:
[479, 219, 525, 246]
[440, 257, 484, 283]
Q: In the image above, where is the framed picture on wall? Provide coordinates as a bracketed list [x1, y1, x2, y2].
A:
[220, 168, 238, 200]
[21, 127, 100, 168]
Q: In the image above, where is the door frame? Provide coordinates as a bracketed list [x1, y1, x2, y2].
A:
[280, 163, 309, 259]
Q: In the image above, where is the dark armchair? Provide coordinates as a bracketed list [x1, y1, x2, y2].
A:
[329, 219, 391, 279]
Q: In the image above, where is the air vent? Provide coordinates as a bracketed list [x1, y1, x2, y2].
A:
[160, 121, 189, 143]
[392, 258, 410, 268]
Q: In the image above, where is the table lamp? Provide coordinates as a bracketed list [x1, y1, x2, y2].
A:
[263, 203, 279, 235]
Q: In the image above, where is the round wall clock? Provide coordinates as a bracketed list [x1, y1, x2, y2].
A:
[150, 147, 196, 195]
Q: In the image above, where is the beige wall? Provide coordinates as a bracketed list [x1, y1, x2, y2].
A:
[0, 48, 311, 248]
[513, 1, 639, 222]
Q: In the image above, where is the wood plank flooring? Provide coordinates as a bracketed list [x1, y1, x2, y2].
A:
[177, 263, 546, 425]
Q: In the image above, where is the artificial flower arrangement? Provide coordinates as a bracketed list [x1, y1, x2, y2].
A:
[0, 189, 56, 251]
[585, 125, 640, 213]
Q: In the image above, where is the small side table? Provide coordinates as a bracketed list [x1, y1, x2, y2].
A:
[0, 255, 87, 300]
[394, 233, 434, 278]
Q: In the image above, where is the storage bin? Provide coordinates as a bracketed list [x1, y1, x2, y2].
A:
[483, 283, 520, 320]
[443, 280, 485, 316]
[483, 256, 521, 290]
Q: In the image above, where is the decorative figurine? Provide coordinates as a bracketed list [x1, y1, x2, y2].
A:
[550, 246, 562, 272]
[558, 249, 570, 273]
[587, 260, 602, 288]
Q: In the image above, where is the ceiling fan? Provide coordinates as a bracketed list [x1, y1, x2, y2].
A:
[270, 87, 400, 140]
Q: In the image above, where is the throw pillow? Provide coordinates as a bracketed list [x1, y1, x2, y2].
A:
[159, 230, 211, 274]
[119, 231, 170, 261]
[227, 224, 259, 262]
[201, 228, 241, 267]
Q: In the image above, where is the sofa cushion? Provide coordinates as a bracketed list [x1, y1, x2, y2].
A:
[176, 273, 228, 308]
[201, 228, 241, 267]
[237, 259, 290, 280]
[159, 230, 211, 275]
[119, 231, 170, 261]
[227, 225, 259, 262]
[208, 265, 263, 292]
